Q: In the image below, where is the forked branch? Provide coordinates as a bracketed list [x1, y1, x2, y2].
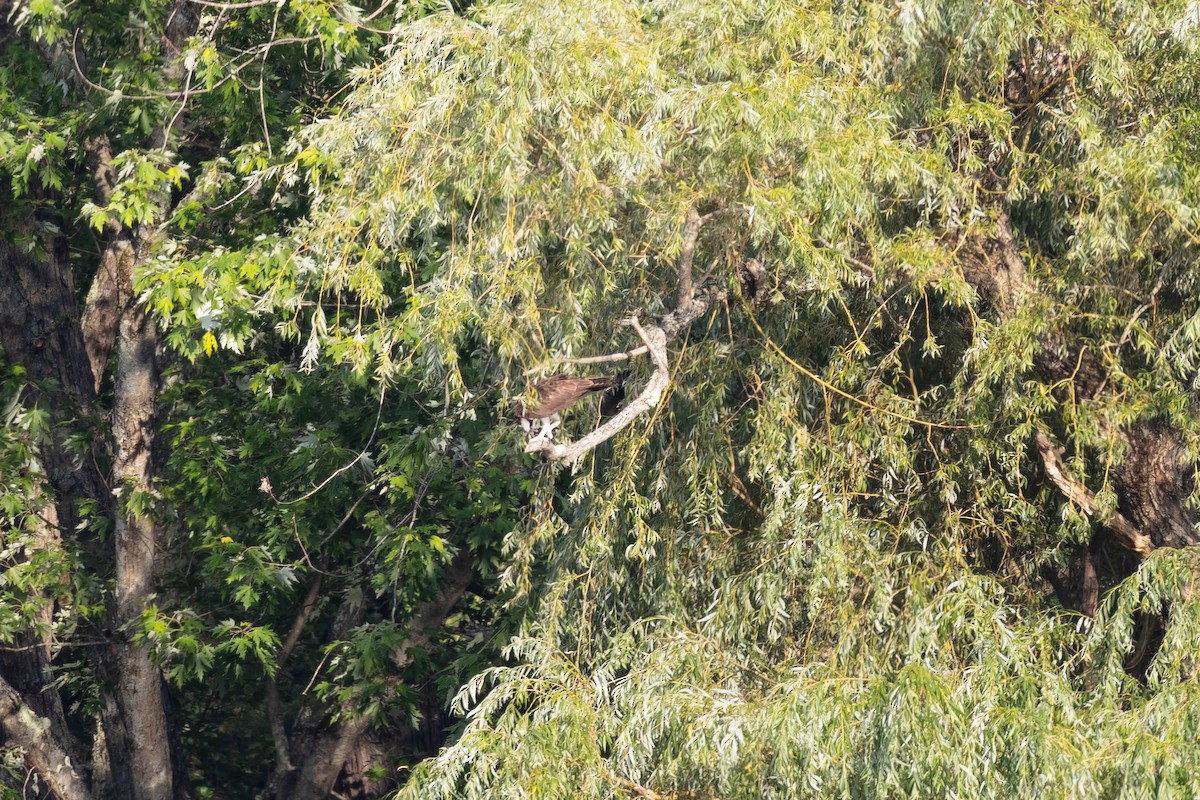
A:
[526, 318, 669, 464]
[525, 208, 729, 464]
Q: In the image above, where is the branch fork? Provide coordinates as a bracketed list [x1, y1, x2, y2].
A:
[525, 317, 669, 464]
[524, 207, 729, 464]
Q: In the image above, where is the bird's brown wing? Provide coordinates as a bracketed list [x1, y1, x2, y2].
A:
[520, 375, 614, 418]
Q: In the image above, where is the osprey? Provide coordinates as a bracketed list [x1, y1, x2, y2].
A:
[514, 374, 616, 441]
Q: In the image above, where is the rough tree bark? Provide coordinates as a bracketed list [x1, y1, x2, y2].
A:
[0, 674, 91, 800]
[0, 212, 99, 800]
[95, 3, 199, 795]
[0, 1, 199, 795]
[0, 161, 177, 800]
[109, 265, 172, 800]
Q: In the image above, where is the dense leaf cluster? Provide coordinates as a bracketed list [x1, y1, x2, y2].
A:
[263, 0, 1200, 797]
[4, 0, 1200, 796]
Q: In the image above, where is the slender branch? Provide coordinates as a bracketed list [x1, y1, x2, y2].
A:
[265, 572, 325, 775]
[619, 777, 665, 800]
[524, 207, 735, 463]
[68, 25, 311, 103]
[1034, 430, 1153, 557]
[279, 575, 325, 672]
[363, 0, 396, 21]
[540, 343, 650, 369]
[1080, 548, 1098, 619]
[749, 313, 971, 430]
[1116, 261, 1169, 350]
[282, 550, 474, 800]
[265, 682, 294, 773]
[1124, 614, 1157, 672]
[280, 383, 387, 504]
[187, 0, 277, 8]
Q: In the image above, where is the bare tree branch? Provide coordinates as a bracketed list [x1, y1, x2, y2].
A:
[187, 0, 276, 8]
[277, 551, 475, 800]
[1034, 430, 1153, 557]
[265, 572, 325, 774]
[1116, 261, 1169, 350]
[525, 318, 669, 464]
[543, 343, 651, 368]
[523, 205, 731, 464]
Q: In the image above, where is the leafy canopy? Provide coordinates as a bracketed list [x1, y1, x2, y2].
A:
[151, 0, 1200, 796]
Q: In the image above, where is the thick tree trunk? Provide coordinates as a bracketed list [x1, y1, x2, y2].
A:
[0, 214, 104, 798]
[107, 252, 172, 800]
[0, 225, 108, 531]
[960, 206, 1198, 553]
[0, 4, 197, 799]
[949, 43, 1200, 558]
[1110, 424, 1197, 550]
[0, 161, 178, 800]
[0, 673, 92, 800]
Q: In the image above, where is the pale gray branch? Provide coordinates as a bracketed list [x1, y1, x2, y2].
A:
[548, 343, 651, 368]
[524, 206, 730, 464]
[526, 318, 669, 465]
[1117, 262, 1169, 350]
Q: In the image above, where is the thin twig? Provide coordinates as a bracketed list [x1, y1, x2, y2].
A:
[363, 0, 396, 21]
[280, 383, 387, 505]
[264, 572, 323, 773]
[1116, 262, 1169, 350]
[187, 0, 277, 8]
[748, 313, 973, 430]
[535, 343, 650, 370]
[257, 3, 284, 156]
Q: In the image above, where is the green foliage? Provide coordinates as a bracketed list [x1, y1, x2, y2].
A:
[7, 0, 1200, 793]
[252, 0, 1200, 797]
[0, 367, 85, 642]
[83, 150, 188, 230]
[2, 0, 509, 795]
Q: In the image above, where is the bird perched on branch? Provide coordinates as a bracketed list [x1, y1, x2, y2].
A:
[514, 374, 617, 441]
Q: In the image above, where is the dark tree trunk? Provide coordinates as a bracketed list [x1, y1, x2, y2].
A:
[0, 210, 106, 799]
[0, 131, 182, 800]
[1111, 424, 1197, 550]
[0, 3, 202, 799]
[262, 552, 473, 800]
